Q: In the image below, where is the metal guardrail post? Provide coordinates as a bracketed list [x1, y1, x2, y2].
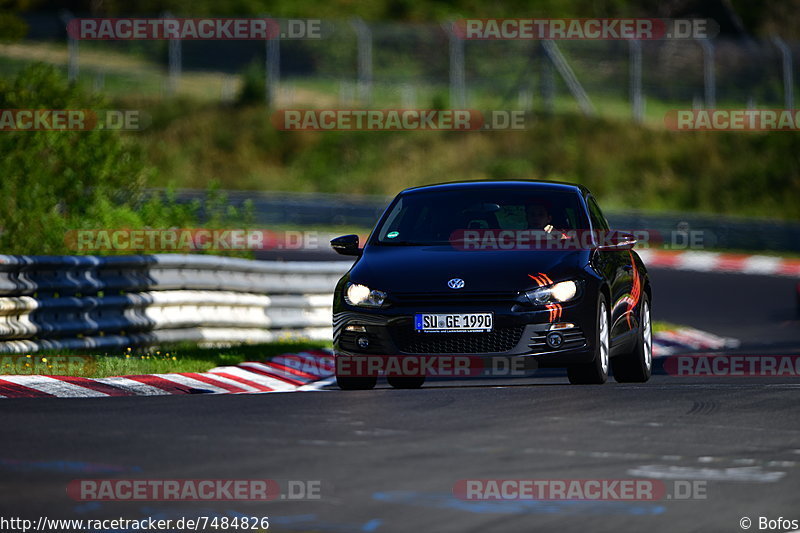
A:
[541, 40, 595, 116]
[539, 42, 554, 113]
[165, 12, 182, 95]
[771, 36, 794, 110]
[629, 39, 643, 123]
[265, 16, 281, 106]
[59, 10, 79, 83]
[444, 21, 466, 109]
[698, 39, 716, 108]
[350, 18, 373, 105]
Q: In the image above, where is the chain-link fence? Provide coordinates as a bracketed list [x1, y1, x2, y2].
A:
[3, 13, 797, 122]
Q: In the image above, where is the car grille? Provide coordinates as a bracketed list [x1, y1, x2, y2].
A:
[389, 325, 525, 354]
[528, 327, 587, 352]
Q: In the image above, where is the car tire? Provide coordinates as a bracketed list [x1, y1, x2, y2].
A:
[567, 294, 610, 385]
[387, 376, 425, 389]
[611, 295, 653, 383]
[336, 376, 377, 390]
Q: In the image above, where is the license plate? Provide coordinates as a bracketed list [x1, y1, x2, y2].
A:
[414, 313, 493, 333]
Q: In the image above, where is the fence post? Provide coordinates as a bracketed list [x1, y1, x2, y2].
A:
[698, 39, 716, 108]
[59, 10, 79, 83]
[350, 18, 373, 105]
[629, 39, 643, 123]
[401, 84, 417, 108]
[444, 21, 466, 108]
[265, 16, 281, 106]
[165, 12, 181, 95]
[541, 40, 594, 115]
[540, 42, 554, 113]
[771, 36, 794, 110]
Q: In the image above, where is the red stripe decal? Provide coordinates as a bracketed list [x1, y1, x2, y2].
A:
[528, 274, 544, 286]
[235, 365, 306, 386]
[211, 372, 274, 392]
[269, 358, 332, 378]
[627, 251, 642, 328]
[182, 373, 249, 393]
[0, 379, 56, 398]
[125, 375, 195, 394]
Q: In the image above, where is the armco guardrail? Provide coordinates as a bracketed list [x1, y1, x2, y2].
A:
[0, 254, 351, 354]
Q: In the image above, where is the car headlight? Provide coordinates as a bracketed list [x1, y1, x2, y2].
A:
[344, 283, 387, 308]
[524, 280, 579, 305]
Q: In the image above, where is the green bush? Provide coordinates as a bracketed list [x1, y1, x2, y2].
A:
[0, 64, 254, 256]
[237, 60, 266, 107]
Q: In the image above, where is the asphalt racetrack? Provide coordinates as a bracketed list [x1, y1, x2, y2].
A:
[1, 266, 798, 533]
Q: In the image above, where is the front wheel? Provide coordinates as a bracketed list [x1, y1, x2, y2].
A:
[387, 376, 425, 389]
[567, 295, 610, 385]
[611, 295, 652, 383]
[336, 376, 377, 390]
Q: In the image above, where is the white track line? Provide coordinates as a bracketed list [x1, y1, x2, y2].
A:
[237, 361, 318, 382]
[93, 376, 171, 396]
[155, 373, 232, 394]
[190, 371, 267, 393]
[210, 366, 298, 391]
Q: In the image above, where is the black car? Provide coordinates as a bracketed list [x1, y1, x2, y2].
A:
[330, 180, 652, 389]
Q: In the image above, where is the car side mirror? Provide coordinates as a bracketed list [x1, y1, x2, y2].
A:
[596, 231, 637, 251]
[331, 234, 362, 257]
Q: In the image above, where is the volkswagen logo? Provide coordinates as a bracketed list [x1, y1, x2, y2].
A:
[447, 278, 465, 289]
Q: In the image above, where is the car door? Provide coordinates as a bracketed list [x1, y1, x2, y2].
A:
[586, 194, 635, 342]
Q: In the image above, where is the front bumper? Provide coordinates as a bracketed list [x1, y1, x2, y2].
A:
[333, 297, 597, 368]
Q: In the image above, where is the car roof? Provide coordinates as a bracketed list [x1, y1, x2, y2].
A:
[399, 179, 590, 196]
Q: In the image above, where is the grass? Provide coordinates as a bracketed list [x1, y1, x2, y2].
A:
[0, 341, 331, 378]
[135, 100, 800, 220]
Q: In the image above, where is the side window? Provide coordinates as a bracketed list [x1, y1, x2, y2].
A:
[586, 196, 610, 231]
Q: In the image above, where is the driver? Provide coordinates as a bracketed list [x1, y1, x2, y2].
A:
[526, 202, 555, 233]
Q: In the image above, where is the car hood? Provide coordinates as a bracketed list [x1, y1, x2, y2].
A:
[349, 245, 589, 293]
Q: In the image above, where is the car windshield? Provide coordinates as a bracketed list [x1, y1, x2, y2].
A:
[373, 188, 589, 245]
